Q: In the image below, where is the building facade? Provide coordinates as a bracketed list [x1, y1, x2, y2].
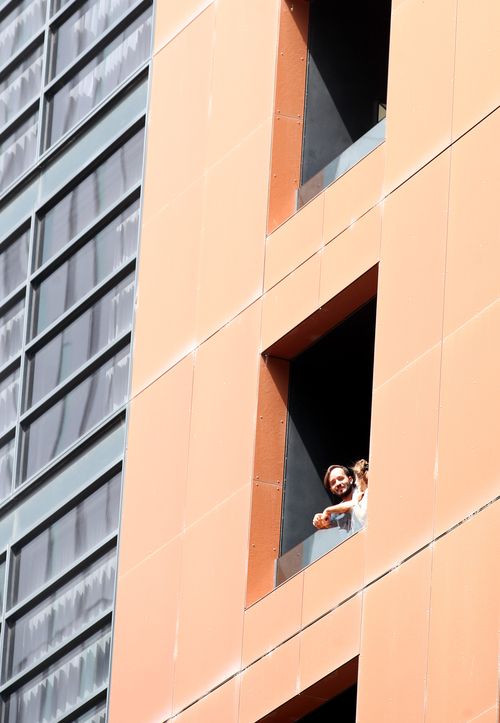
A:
[1, 0, 500, 722]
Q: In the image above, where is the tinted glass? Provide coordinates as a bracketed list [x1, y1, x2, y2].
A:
[28, 274, 135, 406]
[0, 229, 29, 303]
[48, 8, 152, 145]
[0, 0, 47, 67]
[5, 625, 111, 723]
[39, 129, 144, 266]
[34, 199, 139, 334]
[0, 438, 14, 502]
[0, 45, 43, 126]
[0, 368, 19, 435]
[52, 0, 138, 77]
[0, 112, 38, 193]
[0, 298, 24, 367]
[6, 548, 116, 678]
[10, 473, 120, 605]
[22, 346, 130, 479]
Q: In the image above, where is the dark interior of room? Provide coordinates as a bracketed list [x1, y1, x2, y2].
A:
[298, 684, 358, 722]
[301, 0, 392, 184]
[280, 298, 376, 555]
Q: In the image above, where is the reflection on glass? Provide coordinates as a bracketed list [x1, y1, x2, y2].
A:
[74, 700, 107, 723]
[0, 45, 43, 126]
[0, 438, 14, 502]
[0, 113, 38, 193]
[6, 422, 125, 537]
[10, 474, 120, 606]
[5, 625, 111, 723]
[48, 8, 152, 145]
[0, 368, 19, 435]
[35, 200, 139, 334]
[0, 0, 47, 68]
[23, 346, 129, 480]
[0, 559, 5, 614]
[6, 549, 116, 678]
[0, 299, 24, 368]
[53, 0, 138, 77]
[29, 274, 135, 406]
[0, 229, 29, 303]
[39, 129, 144, 265]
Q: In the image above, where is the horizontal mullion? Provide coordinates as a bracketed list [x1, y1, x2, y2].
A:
[21, 330, 132, 424]
[54, 685, 108, 723]
[27, 258, 136, 354]
[0, 355, 22, 385]
[6, 532, 118, 622]
[0, 30, 45, 80]
[31, 184, 141, 283]
[0, 426, 16, 451]
[0, 610, 113, 694]
[0, 286, 26, 318]
[0, 99, 40, 146]
[44, 0, 151, 96]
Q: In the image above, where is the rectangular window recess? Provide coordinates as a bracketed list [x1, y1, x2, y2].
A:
[257, 657, 358, 722]
[298, 0, 391, 205]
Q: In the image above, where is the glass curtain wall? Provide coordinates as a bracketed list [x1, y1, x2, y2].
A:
[0, 0, 153, 718]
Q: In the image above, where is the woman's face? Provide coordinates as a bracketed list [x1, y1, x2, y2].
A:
[328, 468, 352, 497]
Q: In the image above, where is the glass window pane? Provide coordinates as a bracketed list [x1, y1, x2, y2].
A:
[6, 548, 116, 679]
[22, 346, 129, 480]
[0, 299, 24, 368]
[48, 7, 152, 146]
[0, 45, 43, 126]
[5, 624, 111, 723]
[28, 274, 135, 406]
[74, 701, 107, 723]
[0, 112, 38, 193]
[53, 0, 139, 77]
[0, 229, 29, 304]
[39, 128, 144, 266]
[0, 0, 47, 68]
[0, 559, 5, 614]
[0, 437, 14, 502]
[10, 473, 120, 605]
[34, 200, 139, 334]
[0, 367, 19, 435]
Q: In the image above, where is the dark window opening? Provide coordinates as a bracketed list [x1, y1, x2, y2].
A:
[280, 298, 376, 561]
[301, 0, 392, 186]
[299, 684, 357, 722]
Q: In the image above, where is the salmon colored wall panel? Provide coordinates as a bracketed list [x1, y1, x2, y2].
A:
[185, 303, 260, 527]
[425, 502, 500, 723]
[109, 537, 182, 723]
[322, 144, 385, 245]
[366, 346, 440, 583]
[131, 181, 203, 394]
[246, 480, 282, 606]
[444, 109, 500, 338]
[239, 637, 300, 723]
[173, 485, 251, 712]
[357, 548, 432, 723]
[452, 0, 500, 139]
[299, 594, 361, 692]
[465, 707, 500, 723]
[384, 0, 456, 191]
[242, 572, 303, 667]
[302, 531, 365, 629]
[141, 7, 214, 225]
[268, 114, 304, 233]
[171, 678, 240, 723]
[374, 151, 450, 389]
[154, 0, 214, 52]
[261, 253, 321, 351]
[206, 0, 279, 167]
[319, 206, 381, 308]
[435, 303, 500, 536]
[264, 192, 324, 292]
[119, 355, 193, 575]
[195, 123, 270, 342]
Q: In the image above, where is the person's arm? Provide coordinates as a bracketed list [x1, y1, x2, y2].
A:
[322, 499, 356, 517]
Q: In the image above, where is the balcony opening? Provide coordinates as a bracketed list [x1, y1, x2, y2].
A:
[298, 0, 392, 205]
[258, 657, 358, 722]
[247, 268, 377, 604]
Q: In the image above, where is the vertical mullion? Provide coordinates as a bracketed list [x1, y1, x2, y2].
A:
[36, 0, 53, 159]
